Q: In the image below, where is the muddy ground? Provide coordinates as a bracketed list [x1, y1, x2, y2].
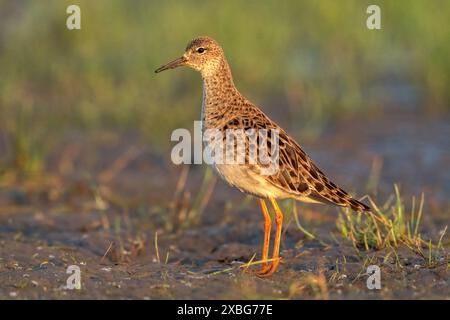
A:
[0, 112, 449, 299]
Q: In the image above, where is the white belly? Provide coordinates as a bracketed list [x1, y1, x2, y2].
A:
[212, 163, 321, 204]
[213, 163, 288, 199]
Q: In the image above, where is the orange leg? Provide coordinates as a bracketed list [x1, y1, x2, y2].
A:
[256, 198, 272, 275]
[257, 197, 283, 277]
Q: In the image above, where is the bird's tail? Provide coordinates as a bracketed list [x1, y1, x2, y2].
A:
[346, 197, 371, 213]
[308, 189, 371, 213]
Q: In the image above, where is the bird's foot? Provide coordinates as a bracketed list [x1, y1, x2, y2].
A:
[243, 260, 271, 276]
[254, 263, 272, 277]
[255, 258, 281, 278]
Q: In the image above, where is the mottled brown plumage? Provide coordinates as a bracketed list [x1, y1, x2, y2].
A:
[156, 36, 370, 277]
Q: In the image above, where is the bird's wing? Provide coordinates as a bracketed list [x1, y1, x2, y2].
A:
[244, 108, 371, 212]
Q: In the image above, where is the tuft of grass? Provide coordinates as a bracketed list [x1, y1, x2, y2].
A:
[280, 199, 329, 247]
[336, 184, 447, 265]
[154, 231, 170, 265]
[183, 167, 217, 227]
[154, 231, 161, 264]
[166, 166, 217, 231]
[4, 110, 47, 175]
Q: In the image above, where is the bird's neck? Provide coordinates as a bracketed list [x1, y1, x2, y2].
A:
[201, 59, 240, 127]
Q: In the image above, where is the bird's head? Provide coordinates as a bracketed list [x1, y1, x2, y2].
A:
[155, 36, 225, 77]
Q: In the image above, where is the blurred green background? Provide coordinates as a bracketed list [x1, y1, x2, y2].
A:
[0, 0, 449, 174]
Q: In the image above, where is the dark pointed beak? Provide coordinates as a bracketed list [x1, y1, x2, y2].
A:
[155, 56, 187, 73]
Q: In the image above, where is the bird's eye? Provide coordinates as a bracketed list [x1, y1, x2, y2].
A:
[197, 47, 206, 54]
